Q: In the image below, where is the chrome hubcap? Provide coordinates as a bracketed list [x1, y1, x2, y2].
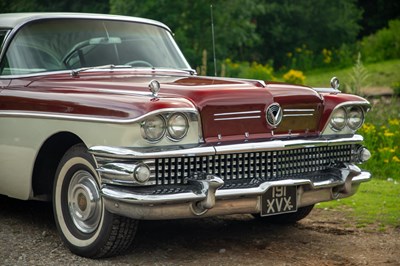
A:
[68, 170, 101, 233]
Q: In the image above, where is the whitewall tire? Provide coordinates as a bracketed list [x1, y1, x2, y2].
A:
[53, 144, 138, 258]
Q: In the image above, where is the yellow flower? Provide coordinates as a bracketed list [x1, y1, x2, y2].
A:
[384, 131, 395, 137]
[389, 119, 400, 126]
[287, 52, 293, 58]
[384, 159, 389, 163]
[361, 123, 376, 133]
[393, 156, 400, 163]
[283, 69, 306, 85]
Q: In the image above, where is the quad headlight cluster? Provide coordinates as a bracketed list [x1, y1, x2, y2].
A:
[141, 112, 189, 142]
[330, 105, 365, 132]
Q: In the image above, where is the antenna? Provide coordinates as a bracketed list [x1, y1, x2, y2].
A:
[210, 4, 217, 76]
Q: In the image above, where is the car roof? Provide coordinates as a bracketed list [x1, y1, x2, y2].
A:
[0, 12, 171, 32]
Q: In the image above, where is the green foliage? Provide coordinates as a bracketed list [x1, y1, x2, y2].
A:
[109, 0, 264, 75]
[358, 0, 400, 37]
[0, 0, 109, 13]
[360, 97, 400, 179]
[255, 0, 362, 69]
[317, 179, 400, 230]
[391, 82, 400, 97]
[305, 59, 400, 89]
[347, 53, 370, 94]
[223, 59, 275, 81]
[361, 19, 400, 63]
[282, 69, 306, 85]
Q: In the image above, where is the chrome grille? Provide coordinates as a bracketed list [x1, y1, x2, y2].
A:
[155, 145, 353, 185]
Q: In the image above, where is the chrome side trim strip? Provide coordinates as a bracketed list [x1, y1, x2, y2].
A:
[283, 108, 315, 117]
[0, 107, 198, 124]
[214, 110, 262, 121]
[214, 110, 261, 116]
[283, 114, 314, 117]
[214, 115, 261, 121]
[284, 109, 315, 112]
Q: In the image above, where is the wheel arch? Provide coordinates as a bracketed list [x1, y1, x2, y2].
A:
[32, 131, 85, 199]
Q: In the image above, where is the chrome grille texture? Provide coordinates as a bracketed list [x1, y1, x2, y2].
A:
[155, 145, 352, 185]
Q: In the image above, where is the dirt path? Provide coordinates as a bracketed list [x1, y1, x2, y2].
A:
[0, 196, 399, 265]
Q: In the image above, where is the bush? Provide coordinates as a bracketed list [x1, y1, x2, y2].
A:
[283, 44, 357, 71]
[361, 19, 400, 63]
[391, 82, 400, 97]
[223, 59, 275, 81]
[282, 69, 306, 85]
[361, 98, 400, 179]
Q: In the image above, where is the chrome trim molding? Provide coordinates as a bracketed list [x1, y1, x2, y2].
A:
[214, 110, 261, 116]
[0, 107, 198, 124]
[214, 116, 261, 121]
[283, 108, 315, 117]
[283, 114, 314, 117]
[214, 110, 261, 121]
[284, 109, 315, 112]
[90, 135, 364, 159]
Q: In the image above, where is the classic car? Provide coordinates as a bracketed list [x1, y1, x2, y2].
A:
[0, 13, 371, 258]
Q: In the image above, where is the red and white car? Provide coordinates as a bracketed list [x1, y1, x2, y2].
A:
[0, 13, 371, 258]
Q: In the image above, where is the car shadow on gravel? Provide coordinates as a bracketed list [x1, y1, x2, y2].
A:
[0, 195, 55, 228]
[2, 195, 399, 266]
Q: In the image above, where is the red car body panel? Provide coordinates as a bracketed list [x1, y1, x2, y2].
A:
[2, 71, 367, 143]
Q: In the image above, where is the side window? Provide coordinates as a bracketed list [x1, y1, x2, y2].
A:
[0, 30, 9, 48]
[0, 30, 10, 76]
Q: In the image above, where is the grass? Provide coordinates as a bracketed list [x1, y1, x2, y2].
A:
[304, 59, 400, 88]
[359, 97, 400, 180]
[309, 59, 400, 230]
[317, 179, 400, 230]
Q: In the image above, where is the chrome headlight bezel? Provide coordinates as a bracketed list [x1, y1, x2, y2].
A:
[347, 106, 365, 131]
[330, 107, 347, 131]
[138, 109, 201, 144]
[167, 112, 189, 141]
[140, 115, 167, 142]
[322, 102, 370, 136]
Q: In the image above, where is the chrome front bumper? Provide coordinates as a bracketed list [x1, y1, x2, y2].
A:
[89, 135, 371, 220]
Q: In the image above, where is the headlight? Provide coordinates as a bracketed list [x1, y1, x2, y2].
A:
[167, 112, 189, 141]
[141, 115, 166, 142]
[330, 107, 347, 131]
[347, 106, 364, 130]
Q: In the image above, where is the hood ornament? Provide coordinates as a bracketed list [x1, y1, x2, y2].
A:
[266, 103, 283, 128]
[330, 77, 340, 91]
[148, 79, 161, 97]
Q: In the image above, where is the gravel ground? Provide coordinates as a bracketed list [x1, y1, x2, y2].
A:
[1, 195, 399, 265]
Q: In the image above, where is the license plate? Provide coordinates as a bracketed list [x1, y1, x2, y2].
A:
[260, 186, 298, 216]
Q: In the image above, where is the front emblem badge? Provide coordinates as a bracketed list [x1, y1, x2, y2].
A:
[266, 103, 283, 127]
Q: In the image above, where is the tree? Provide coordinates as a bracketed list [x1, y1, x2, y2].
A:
[0, 0, 109, 13]
[358, 0, 400, 37]
[110, 0, 263, 75]
[254, 0, 362, 68]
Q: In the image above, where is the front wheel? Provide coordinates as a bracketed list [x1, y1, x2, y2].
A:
[53, 144, 138, 258]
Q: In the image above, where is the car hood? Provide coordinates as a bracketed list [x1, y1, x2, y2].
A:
[25, 72, 324, 142]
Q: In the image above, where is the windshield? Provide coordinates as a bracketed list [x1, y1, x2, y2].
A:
[0, 19, 191, 76]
